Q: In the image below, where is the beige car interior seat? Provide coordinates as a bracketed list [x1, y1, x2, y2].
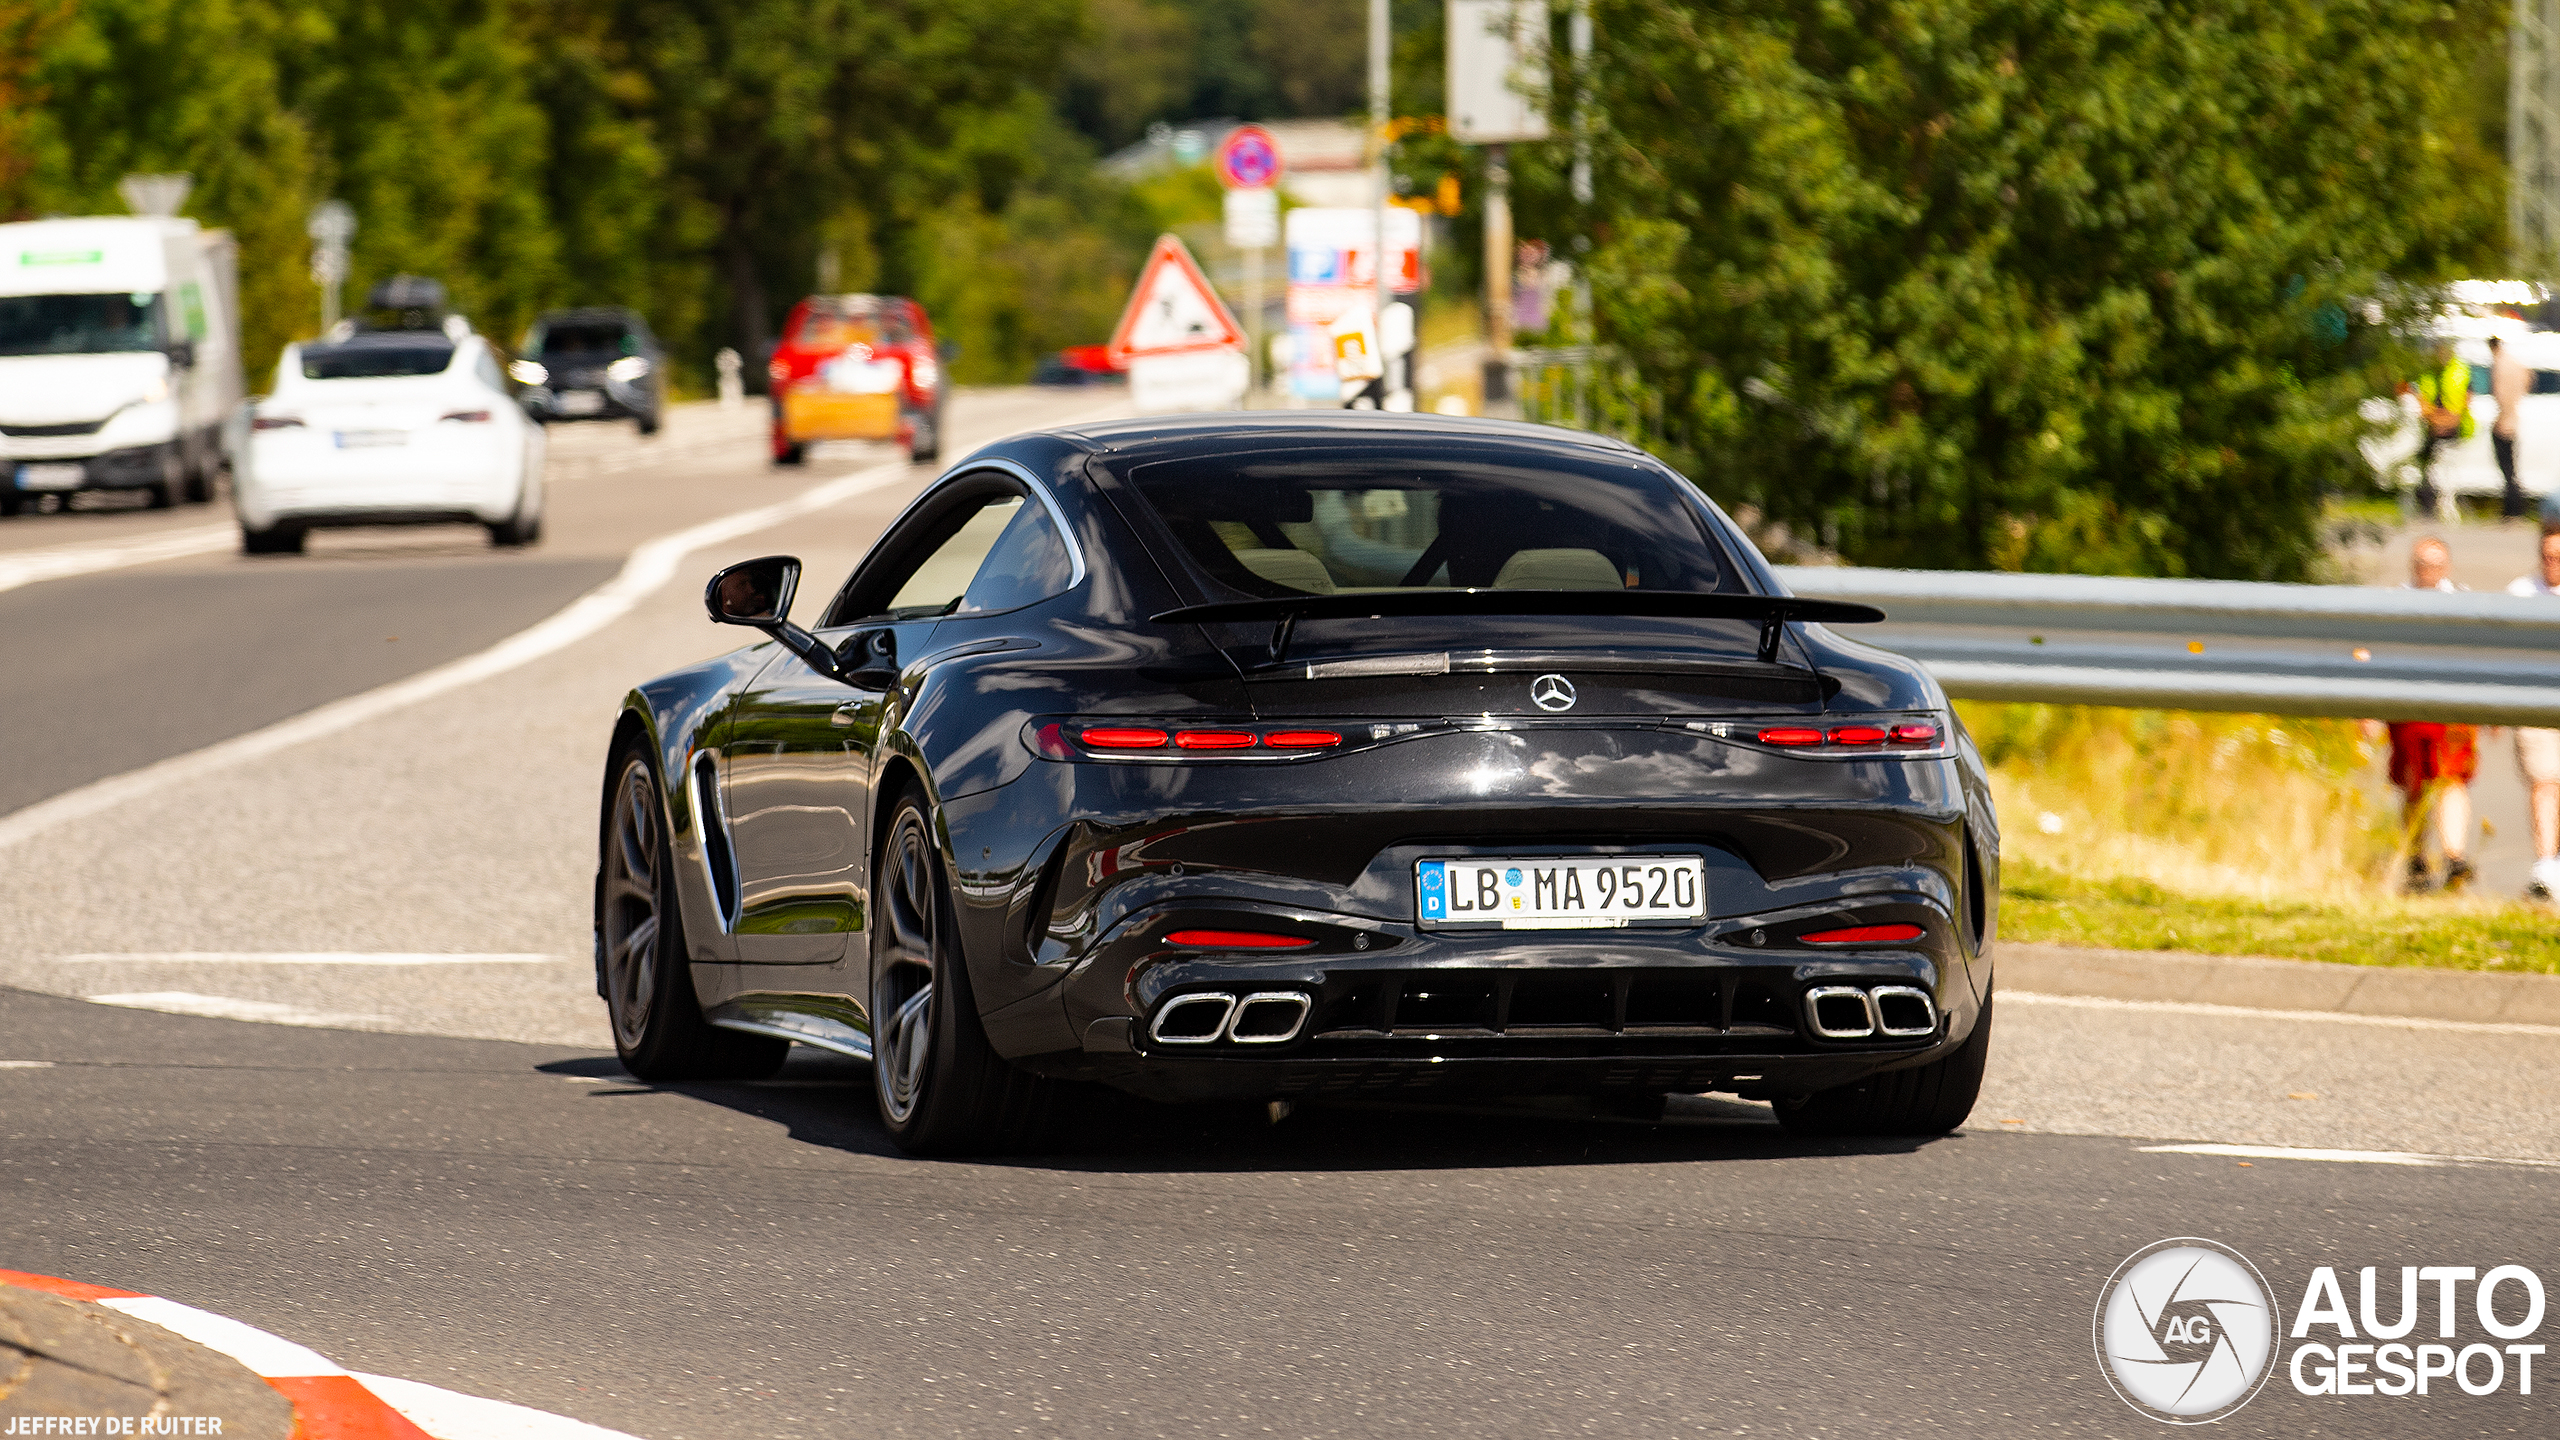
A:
[1492, 547, 1623, 590]
[1233, 547, 1337, 594]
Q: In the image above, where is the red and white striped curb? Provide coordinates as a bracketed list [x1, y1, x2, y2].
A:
[0, 1270, 640, 1439]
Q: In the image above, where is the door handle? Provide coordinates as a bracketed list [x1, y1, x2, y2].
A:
[830, 703, 862, 727]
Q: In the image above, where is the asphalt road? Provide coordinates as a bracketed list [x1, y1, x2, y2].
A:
[2, 400, 2555, 1437]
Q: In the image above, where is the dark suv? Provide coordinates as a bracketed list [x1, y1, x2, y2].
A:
[513, 307, 665, 435]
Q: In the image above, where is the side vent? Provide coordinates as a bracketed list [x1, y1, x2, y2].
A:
[691, 751, 739, 928]
[1961, 822, 1987, 954]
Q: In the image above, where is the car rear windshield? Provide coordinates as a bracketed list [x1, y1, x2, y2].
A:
[0, 292, 165, 356]
[1120, 443, 1743, 599]
[300, 341, 455, 379]
[534, 322, 629, 355]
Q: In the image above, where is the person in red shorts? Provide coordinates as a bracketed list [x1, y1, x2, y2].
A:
[2388, 536, 2478, 892]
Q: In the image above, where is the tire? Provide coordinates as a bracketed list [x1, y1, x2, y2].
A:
[906, 403, 940, 464]
[240, 523, 305, 555]
[597, 746, 788, 1082]
[774, 440, 806, 467]
[488, 481, 542, 547]
[870, 788, 1051, 1154]
[637, 413, 661, 437]
[183, 455, 213, 504]
[0, 492, 22, 518]
[1775, 991, 1994, 1138]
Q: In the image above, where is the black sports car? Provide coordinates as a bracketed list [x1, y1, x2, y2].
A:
[596, 413, 2000, 1153]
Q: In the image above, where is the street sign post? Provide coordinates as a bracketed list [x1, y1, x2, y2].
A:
[1108, 234, 1250, 414]
[1216, 125, 1284, 399]
[307, 200, 356, 333]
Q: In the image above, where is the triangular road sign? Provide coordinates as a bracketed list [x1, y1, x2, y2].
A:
[1107, 234, 1246, 364]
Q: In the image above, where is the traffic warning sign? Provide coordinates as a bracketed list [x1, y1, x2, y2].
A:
[1108, 234, 1250, 413]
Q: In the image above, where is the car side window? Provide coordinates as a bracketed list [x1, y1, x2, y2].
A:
[863, 486, 1076, 621]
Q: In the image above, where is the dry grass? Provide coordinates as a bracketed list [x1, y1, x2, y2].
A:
[1961, 702, 2560, 969]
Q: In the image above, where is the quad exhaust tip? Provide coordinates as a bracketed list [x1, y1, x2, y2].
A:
[1147, 989, 1312, 1046]
[1805, 984, 1938, 1040]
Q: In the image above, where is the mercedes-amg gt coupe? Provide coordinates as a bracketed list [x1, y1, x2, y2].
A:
[596, 412, 1999, 1153]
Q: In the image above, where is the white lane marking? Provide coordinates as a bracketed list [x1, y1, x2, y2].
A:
[0, 1059, 54, 1068]
[98, 1295, 347, 1377]
[2138, 1142, 2560, 1170]
[60, 951, 557, 965]
[2002, 988, 2560, 1038]
[0, 523, 237, 596]
[356, 1372, 647, 1440]
[0, 457, 912, 851]
[86, 991, 390, 1028]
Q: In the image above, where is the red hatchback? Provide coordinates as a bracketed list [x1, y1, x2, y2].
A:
[765, 294, 946, 465]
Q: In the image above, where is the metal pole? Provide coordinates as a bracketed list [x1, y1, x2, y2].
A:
[1369, 0, 1392, 405]
[1485, 142, 1513, 412]
[1246, 243, 1264, 403]
[1570, 0, 1593, 349]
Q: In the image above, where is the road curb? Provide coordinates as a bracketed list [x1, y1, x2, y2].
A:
[0, 1270, 637, 1439]
[1996, 940, 2560, 1026]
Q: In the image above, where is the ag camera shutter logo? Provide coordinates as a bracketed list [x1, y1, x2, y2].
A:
[2095, 1238, 2282, 1424]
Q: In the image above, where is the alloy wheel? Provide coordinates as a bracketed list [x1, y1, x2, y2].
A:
[600, 758, 662, 1050]
[874, 810, 939, 1125]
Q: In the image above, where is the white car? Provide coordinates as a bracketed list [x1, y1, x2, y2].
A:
[2363, 287, 2560, 509]
[234, 324, 545, 553]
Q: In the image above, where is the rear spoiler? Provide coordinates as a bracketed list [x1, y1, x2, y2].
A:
[1149, 589, 1887, 664]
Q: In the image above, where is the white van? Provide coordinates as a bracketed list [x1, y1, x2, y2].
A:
[0, 216, 244, 515]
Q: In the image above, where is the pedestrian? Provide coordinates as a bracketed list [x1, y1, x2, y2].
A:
[2509, 529, 2560, 899]
[2408, 342, 2474, 519]
[2492, 334, 2529, 521]
[2387, 536, 2479, 891]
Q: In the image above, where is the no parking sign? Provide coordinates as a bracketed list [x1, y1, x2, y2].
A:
[1216, 125, 1283, 190]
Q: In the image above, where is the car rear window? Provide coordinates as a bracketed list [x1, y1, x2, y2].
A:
[1120, 443, 1742, 599]
[301, 341, 455, 379]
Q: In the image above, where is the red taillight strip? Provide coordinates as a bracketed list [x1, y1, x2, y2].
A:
[1174, 730, 1257, 749]
[1757, 727, 1825, 746]
[1165, 929, 1315, 949]
[1890, 723, 1939, 744]
[1828, 726, 1889, 746]
[1800, 923, 1926, 945]
[1080, 727, 1169, 749]
[1264, 730, 1342, 748]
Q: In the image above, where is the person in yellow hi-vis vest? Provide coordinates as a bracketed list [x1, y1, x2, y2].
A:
[2405, 343, 2475, 518]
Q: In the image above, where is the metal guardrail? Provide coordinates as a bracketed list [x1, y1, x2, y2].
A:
[1774, 566, 2560, 725]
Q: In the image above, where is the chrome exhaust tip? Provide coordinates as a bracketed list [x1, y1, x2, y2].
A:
[1149, 992, 1236, 1045]
[1227, 991, 1312, 1044]
[1869, 985, 1938, 1038]
[1804, 985, 1877, 1040]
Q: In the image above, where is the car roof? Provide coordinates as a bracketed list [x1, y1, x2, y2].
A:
[1050, 410, 1648, 464]
[536, 306, 643, 323]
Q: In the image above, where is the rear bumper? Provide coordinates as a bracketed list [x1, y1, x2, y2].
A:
[1017, 895, 1985, 1104]
[238, 449, 522, 528]
[8, 442, 177, 492]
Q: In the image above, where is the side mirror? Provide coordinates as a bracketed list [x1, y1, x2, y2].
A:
[166, 339, 196, 370]
[705, 555, 800, 626]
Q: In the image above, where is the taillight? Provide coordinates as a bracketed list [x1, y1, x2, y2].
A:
[1265, 730, 1342, 749]
[767, 359, 791, 382]
[1174, 730, 1256, 749]
[1800, 923, 1926, 945]
[1165, 930, 1314, 949]
[1758, 727, 1825, 746]
[251, 415, 303, 430]
[1746, 718, 1945, 753]
[1891, 723, 1939, 744]
[1080, 727, 1169, 749]
[439, 410, 492, 423]
[1828, 725, 1888, 746]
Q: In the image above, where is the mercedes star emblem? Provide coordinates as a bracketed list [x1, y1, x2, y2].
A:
[1530, 674, 1578, 712]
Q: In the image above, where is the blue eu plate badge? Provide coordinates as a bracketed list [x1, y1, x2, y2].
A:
[1417, 860, 1447, 920]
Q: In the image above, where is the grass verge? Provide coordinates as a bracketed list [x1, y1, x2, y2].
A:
[2001, 859, 2560, 974]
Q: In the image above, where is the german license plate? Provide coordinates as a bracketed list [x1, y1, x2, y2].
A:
[334, 430, 406, 448]
[14, 462, 83, 490]
[558, 390, 604, 415]
[1417, 855, 1708, 929]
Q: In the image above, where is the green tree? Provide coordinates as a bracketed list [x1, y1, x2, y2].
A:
[1580, 0, 2505, 579]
